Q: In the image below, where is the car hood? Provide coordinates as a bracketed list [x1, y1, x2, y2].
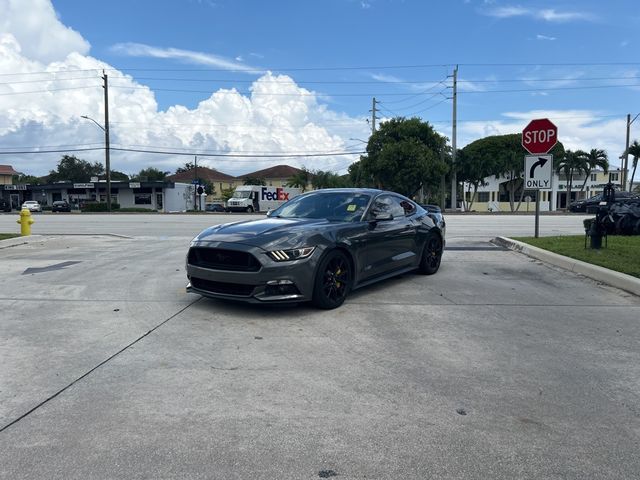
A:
[194, 217, 334, 249]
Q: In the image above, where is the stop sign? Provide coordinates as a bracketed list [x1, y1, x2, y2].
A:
[522, 118, 558, 154]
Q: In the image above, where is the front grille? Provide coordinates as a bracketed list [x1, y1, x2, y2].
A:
[188, 247, 261, 272]
[191, 277, 256, 296]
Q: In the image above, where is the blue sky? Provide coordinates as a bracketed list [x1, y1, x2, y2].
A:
[1, 0, 639, 176]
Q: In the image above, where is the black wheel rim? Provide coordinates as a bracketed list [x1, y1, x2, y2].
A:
[425, 236, 442, 269]
[322, 256, 351, 302]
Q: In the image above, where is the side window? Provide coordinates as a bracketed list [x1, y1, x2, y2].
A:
[399, 199, 416, 216]
[371, 195, 405, 218]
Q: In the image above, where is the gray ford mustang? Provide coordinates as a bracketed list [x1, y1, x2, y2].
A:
[186, 188, 445, 309]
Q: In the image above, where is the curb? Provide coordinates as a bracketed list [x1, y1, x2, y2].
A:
[492, 236, 640, 297]
[0, 235, 42, 250]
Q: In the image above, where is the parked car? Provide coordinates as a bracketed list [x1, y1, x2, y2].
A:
[51, 200, 71, 212]
[569, 191, 639, 212]
[21, 201, 41, 212]
[0, 199, 11, 212]
[186, 188, 445, 309]
[205, 203, 226, 212]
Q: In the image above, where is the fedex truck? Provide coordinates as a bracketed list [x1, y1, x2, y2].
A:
[226, 185, 302, 213]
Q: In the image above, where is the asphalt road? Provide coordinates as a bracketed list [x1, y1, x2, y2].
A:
[1, 214, 638, 479]
[0, 211, 590, 239]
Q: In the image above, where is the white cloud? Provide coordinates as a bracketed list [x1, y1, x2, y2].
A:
[0, 3, 369, 177]
[0, 0, 376, 176]
[536, 34, 557, 41]
[110, 43, 263, 74]
[0, 0, 90, 63]
[483, 5, 593, 22]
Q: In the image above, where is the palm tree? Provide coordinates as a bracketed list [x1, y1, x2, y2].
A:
[627, 140, 640, 192]
[579, 148, 609, 192]
[286, 167, 312, 192]
[556, 150, 589, 209]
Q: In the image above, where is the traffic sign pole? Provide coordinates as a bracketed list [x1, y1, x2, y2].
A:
[522, 118, 558, 237]
[535, 194, 540, 238]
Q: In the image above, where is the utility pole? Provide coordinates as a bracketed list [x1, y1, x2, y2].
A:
[450, 65, 458, 211]
[194, 155, 198, 210]
[623, 113, 640, 191]
[624, 114, 631, 191]
[102, 71, 111, 212]
[370, 97, 378, 134]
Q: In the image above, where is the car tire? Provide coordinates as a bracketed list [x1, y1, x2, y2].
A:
[418, 232, 443, 275]
[246, 206, 254, 213]
[312, 250, 352, 309]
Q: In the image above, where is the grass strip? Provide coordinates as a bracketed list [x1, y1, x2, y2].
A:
[513, 235, 640, 278]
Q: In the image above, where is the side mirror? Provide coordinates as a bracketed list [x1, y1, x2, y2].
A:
[266, 209, 273, 217]
[370, 211, 393, 222]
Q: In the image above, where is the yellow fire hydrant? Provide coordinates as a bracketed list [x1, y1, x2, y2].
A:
[17, 208, 34, 236]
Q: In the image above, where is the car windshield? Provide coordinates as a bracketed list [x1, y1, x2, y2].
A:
[270, 191, 371, 222]
[232, 191, 252, 198]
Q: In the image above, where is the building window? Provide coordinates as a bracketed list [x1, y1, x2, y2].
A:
[610, 173, 619, 182]
[133, 187, 153, 204]
[477, 192, 490, 202]
[134, 193, 152, 204]
[590, 173, 597, 181]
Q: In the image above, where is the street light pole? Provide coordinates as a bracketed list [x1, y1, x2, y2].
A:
[102, 72, 111, 211]
[81, 114, 110, 209]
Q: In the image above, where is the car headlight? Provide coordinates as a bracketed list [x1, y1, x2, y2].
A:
[267, 247, 315, 262]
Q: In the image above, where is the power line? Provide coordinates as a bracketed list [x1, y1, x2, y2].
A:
[0, 145, 365, 158]
[108, 85, 452, 97]
[458, 83, 640, 94]
[5, 61, 640, 79]
[110, 147, 365, 158]
[402, 98, 451, 118]
[0, 142, 104, 150]
[0, 76, 102, 86]
[0, 85, 101, 96]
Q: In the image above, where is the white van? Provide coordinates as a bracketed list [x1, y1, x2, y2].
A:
[226, 185, 302, 213]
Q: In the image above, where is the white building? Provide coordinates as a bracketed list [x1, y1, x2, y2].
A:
[462, 169, 626, 212]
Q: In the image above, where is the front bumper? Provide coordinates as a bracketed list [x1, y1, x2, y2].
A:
[186, 240, 323, 304]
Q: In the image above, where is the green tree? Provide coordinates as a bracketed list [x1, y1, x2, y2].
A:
[131, 167, 169, 182]
[220, 187, 235, 203]
[579, 149, 608, 192]
[359, 117, 449, 197]
[11, 174, 41, 185]
[556, 150, 589, 209]
[627, 140, 640, 192]
[457, 146, 493, 210]
[110, 170, 130, 181]
[347, 161, 365, 187]
[175, 162, 195, 174]
[458, 134, 564, 211]
[47, 155, 104, 183]
[287, 167, 313, 191]
[243, 176, 266, 186]
[311, 170, 348, 189]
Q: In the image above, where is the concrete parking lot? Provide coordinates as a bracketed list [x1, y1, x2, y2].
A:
[1, 215, 639, 479]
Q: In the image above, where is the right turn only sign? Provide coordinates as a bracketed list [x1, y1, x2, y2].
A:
[525, 155, 552, 190]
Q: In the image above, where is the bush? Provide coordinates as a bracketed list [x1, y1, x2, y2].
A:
[81, 203, 120, 212]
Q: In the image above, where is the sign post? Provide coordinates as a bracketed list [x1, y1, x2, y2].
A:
[522, 119, 558, 238]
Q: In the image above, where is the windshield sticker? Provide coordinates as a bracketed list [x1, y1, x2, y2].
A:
[346, 204, 357, 212]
